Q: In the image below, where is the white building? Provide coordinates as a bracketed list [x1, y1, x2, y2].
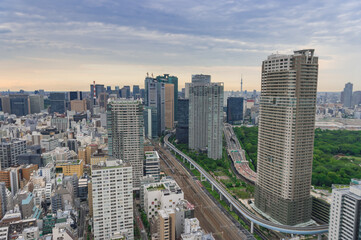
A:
[144, 178, 184, 219]
[38, 163, 55, 182]
[45, 182, 52, 202]
[0, 227, 8, 240]
[40, 138, 58, 152]
[144, 151, 160, 181]
[91, 159, 134, 240]
[329, 182, 361, 239]
[21, 226, 40, 240]
[184, 218, 201, 234]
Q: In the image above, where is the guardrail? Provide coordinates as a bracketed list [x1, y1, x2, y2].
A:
[164, 134, 328, 236]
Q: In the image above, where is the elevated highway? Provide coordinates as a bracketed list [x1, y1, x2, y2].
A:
[223, 123, 257, 183]
[164, 134, 328, 236]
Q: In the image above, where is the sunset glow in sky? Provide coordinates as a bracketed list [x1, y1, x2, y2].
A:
[0, 0, 360, 91]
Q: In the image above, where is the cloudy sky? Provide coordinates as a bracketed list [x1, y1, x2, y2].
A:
[0, 0, 360, 91]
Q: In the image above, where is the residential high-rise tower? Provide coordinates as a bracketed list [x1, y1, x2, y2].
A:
[91, 159, 134, 240]
[107, 99, 144, 189]
[255, 49, 318, 225]
[188, 75, 224, 160]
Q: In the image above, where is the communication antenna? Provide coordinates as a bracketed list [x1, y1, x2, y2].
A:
[241, 74, 243, 94]
[93, 80, 96, 105]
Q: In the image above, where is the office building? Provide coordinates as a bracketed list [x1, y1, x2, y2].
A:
[68, 91, 82, 101]
[341, 82, 353, 108]
[49, 92, 66, 114]
[91, 160, 134, 240]
[70, 99, 87, 112]
[176, 99, 189, 144]
[121, 86, 131, 99]
[90, 84, 105, 98]
[133, 85, 140, 99]
[188, 75, 224, 159]
[9, 94, 30, 116]
[156, 74, 178, 121]
[67, 139, 78, 153]
[40, 138, 58, 152]
[191, 74, 210, 84]
[0, 139, 26, 169]
[329, 182, 361, 239]
[98, 92, 109, 109]
[165, 84, 174, 129]
[175, 200, 195, 239]
[51, 117, 68, 132]
[0, 96, 10, 114]
[144, 151, 160, 181]
[29, 95, 44, 114]
[55, 159, 84, 177]
[107, 99, 144, 189]
[144, 77, 165, 138]
[226, 97, 244, 125]
[255, 49, 318, 225]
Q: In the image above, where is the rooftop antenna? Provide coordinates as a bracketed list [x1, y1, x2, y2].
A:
[93, 81, 96, 105]
[241, 74, 243, 94]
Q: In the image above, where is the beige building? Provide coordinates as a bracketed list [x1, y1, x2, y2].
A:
[70, 99, 87, 112]
[164, 84, 174, 129]
[158, 209, 175, 240]
[255, 49, 318, 225]
[55, 159, 84, 177]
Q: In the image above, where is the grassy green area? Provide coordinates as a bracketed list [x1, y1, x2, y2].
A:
[234, 126, 361, 188]
[233, 126, 258, 171]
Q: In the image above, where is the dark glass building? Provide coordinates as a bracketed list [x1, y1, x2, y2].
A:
[90, 84, 105, 98]
[69, 91, 82, 101]
[133, 85, 140, 99]
[176, 99, 189, 143]
[49, 92, 66, 114]
[9, 94, 29, 116]
[226, 97, 244, 125]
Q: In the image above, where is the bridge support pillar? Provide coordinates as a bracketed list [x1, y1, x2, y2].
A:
[183, 157, 185, 163]
[317, 234, 322, 240]
[190, 163, 195, 170]
[250, 221, 254, 234]
[229, 204, 232, 211]
[220, 194, 222, 201]
[200, 174, 205, 182]
[211, 184, 214, 191]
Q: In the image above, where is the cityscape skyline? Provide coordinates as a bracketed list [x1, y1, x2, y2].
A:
[1, 1, 361, 92]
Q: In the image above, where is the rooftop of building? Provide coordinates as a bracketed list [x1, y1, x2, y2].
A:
[56, 159, 82, 166]
[21, 193, 34, 205]
[91, 159, 130, 170]
[145, 152, 160, 161]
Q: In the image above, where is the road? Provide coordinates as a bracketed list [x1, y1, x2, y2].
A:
[134, 201, 148, 240]
[223, 123, 257, 183]
[164, 134, 329, 235]
[155, 144, 254, 240]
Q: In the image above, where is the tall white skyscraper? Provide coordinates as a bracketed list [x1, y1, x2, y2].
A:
[255, 49, 318, 225]
[329, 181, 361, 239]
[188, 75, 224, 159]
[91, 159, 134, 240]
[107, 99, 144, 189]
